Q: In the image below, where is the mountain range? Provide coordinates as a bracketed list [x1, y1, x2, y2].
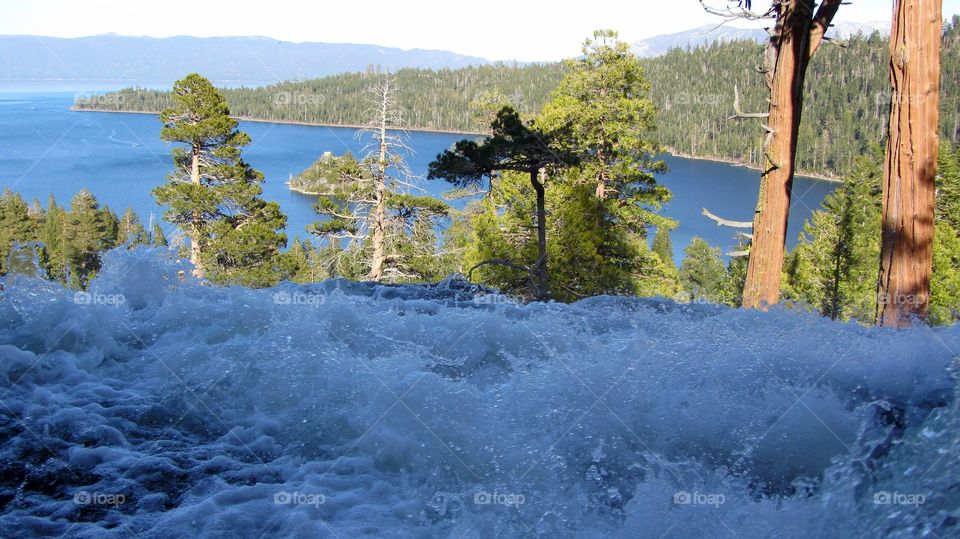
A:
[630, 21, 891, 58]
[0, 23, 892, 85]
[0, 34, 490, 85]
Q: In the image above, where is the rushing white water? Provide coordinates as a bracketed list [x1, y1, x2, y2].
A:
[0, 249, 958, 538]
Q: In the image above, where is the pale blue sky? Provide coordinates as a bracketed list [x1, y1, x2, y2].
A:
[1, 0, 958, 61]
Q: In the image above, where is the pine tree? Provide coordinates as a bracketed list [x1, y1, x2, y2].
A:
[429, 106, 576, 298]
[679, 237, 731, 304]
[39, 195, 67, 283]
[151, 223, 169, 247]
[281, 236, 313, 283]
[0, 190, 37, 276]
[537, 30, 676, 297]
[930, 222, 960, 325]
[783, 154, 882, 323]
[937, 141, 960, 230]
[652, 226, 675, 269]
[63, 190, 112, 288]
[101, 205, 120, 249]
[117, 207, 149, 248]
[153, 73, 287, 286]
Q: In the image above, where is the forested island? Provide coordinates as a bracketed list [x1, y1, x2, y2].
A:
[76, 19, 960, 179]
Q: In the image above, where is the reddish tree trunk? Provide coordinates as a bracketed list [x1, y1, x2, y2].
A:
[742, 0, 842, 309]
[877, 0, 942, 327]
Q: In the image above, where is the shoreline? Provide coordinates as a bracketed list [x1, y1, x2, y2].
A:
[664, 149, 841, 183]
[71, 108, 843, 182]
[70, 107, 485, 136]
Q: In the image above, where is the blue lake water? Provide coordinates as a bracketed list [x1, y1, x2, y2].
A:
[0, 90, 838, 264]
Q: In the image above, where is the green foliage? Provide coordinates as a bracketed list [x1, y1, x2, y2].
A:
[538, 30, 673, 275]
[783, 153, 883, 323]
[0, 189, 37, 275]
[652, 227, 675, 269]
[458, 170, 678, 302]
[117, 207, 149, 248]
[784, 145, 960, 326]
[151, 223, 168, 247]
[679, 237, 735, 304]
[308, 149, 451, 282]
[152, 73, 287, 287]
[289, 152, 360, 194]
[62, 190, 115, 288]
[938, 140, 960, 230]
[201, 201, 288, 287]
[930, 222, 960, 326]
[39, 196, 67, 282]
[80, 25, 960, 179]
[539, 29, 669, 225]
[79, 63, 565, 133]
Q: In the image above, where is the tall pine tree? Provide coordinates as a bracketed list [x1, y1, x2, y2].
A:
[153, 73, 287, 286]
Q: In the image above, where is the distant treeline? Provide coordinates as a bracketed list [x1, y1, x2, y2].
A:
[76, 18, 960, 178]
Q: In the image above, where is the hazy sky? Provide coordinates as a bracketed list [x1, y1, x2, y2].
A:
[2, 0, 959, 61]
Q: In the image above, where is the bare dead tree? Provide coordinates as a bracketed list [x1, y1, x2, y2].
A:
[309, 74, 427, 281]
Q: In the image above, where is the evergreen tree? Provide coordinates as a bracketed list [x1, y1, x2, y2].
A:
[117, 207, 149, 248]
[937, 140, 960, 230]
[63, 190, 112, 288]
[151, 222, 169, 247]
[679, 237, 732, 304]
[930, 221, 960, 326]
[39, 195, 67, 283]
[783, 153, 882, 323]
[153, 73, 287, 286]
[429, 106, 577, 298]
[280, 236, 313, 283]
[101, 205, 120, 249]
[0, 190, 36, 275]
[652, 226, 675, 269]
[537, 30, 676, 297]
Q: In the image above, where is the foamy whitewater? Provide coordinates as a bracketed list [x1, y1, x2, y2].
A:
[1, 249, 958, 538]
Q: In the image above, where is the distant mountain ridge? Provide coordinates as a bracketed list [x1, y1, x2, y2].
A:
[0, 34, 492, 85]
[631, 21, 891, 57]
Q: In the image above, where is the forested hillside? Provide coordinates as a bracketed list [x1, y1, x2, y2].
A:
[77, 19, 960, 178]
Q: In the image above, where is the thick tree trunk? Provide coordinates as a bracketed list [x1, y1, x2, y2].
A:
[742, 0, 841, 309]
[530, 168, 549, 299]
[368, 96, 389, 282]
[190, 147, 204, 278]
[877, 0, 942, 327]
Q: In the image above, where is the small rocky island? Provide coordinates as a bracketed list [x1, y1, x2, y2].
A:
[287, 151, 362, 194]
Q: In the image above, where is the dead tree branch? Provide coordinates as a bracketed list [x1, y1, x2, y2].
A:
[702, 207, 754, 228]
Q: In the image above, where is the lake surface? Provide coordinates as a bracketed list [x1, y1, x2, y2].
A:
[0, 90, 837, 264]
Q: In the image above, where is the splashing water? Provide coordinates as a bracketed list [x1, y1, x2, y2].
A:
[0, 249, 957, 538]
